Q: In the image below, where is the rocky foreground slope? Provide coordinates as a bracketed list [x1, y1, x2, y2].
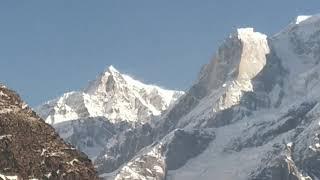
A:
[0, 85, 98, 180]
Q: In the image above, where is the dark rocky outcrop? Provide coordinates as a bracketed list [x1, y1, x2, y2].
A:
[114, 128, 214, 180]
[164, 129, 215, 170]
[95, 123, 155, 174]
[0, 85, 98, 179]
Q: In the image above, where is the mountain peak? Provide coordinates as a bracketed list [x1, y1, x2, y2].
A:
[192, 26, 270, 111]
[0, 83, 6, 88]
[293, 14, 320, 25]
[84, 65, 126, 95]
[295, 15, 312, 24]
[103, 65, 123, 82]
[37, 65, 184, 125]
[236, 27, 267, 41]
[236, 27, 254, 34]
[107, 65, 120, 74]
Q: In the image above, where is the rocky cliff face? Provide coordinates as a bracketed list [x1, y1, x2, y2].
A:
[108, 15, 320, 180]
[0, 85, 98, 180]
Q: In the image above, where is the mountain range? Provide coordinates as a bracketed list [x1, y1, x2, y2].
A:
[1, 14, 320, 180]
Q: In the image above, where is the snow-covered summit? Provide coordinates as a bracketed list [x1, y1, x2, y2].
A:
[191, 27, 269, 112]
[36, 65, 184, 125]
[295, 15, 312, 24]
[236, 28, 267, 41]
[107, 65, 119, 73]
[294, 14, 320, 25]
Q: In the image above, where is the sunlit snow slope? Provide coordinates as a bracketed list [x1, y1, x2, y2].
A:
[37, 66, 183, 125]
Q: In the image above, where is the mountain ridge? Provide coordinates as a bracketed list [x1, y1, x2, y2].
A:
[37, 65, 184, 125]
[36, 65, 184, 163]
[110, 14, 320, 180]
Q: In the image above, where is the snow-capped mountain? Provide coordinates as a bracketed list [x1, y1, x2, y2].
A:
[37, 65, 184, 125]
[34, 14, 320, 180]
[103, 14, 320, 180]
[36, 66, 184, 161]
[0, 84, 98, 179]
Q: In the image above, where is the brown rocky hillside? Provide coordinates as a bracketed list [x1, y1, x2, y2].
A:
[0, 84, 98, 180]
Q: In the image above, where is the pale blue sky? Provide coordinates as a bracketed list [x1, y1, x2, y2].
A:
[0, 0, 318, 106]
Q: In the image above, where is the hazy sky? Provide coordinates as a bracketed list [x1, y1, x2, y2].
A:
[0, 0, 319, 106]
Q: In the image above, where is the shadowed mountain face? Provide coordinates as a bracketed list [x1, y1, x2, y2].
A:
[0, 85, 98, 180]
